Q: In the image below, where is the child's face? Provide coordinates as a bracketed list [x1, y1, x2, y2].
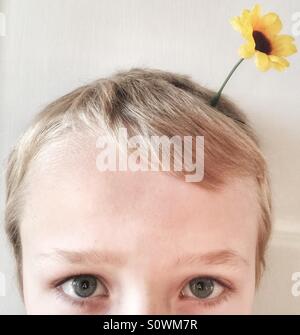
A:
[21, 140, 258, 315]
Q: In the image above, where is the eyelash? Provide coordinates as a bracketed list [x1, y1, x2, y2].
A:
[52, 273, 235, 310]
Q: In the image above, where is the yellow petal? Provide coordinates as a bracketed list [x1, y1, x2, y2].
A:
[240, 9, 251, 22]
[255, 51, 271, 71]
[230, 16, 243, 33]
[239, 39, 256, 58]
[230, 10, 253, 38]
[251, 4, 261, 16]
[269, 55, 290, 71]
[272, 35, 297, 57]
[250, 4, 261, 27]
[230, 9, 251, 28]
[261, 13, 282, 36]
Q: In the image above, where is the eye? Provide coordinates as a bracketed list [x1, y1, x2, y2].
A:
[181, 277, 224, 300]
[60, 275, 108, 299]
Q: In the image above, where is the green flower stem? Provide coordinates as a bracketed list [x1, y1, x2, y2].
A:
[210, 58, 244, 107]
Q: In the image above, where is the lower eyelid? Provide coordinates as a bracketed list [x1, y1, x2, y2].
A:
[180, 287, 232, 309]
[55, 286, 109, 310]
[198, 291, 230, 308]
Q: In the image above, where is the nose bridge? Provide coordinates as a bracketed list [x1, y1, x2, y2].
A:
[111, 240, 173, 315]
[113, 274, 171, 315]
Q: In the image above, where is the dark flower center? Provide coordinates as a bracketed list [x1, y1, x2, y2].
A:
[252, 31, 272, 54]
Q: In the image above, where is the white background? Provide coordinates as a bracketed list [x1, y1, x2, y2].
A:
[0, 0, 299, 314]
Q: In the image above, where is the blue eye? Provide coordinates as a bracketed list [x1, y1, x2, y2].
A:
[182, 277, 224, 300]
[61, 275, 107, 299]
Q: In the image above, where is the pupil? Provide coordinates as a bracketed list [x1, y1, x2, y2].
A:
[81, 280, 89, 290]
[72, 275, 97, 298]
[190, 278, 214, 299]
[252, 30, 272, 54]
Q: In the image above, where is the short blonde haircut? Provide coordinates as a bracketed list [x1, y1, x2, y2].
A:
[5, 68, 272, 290]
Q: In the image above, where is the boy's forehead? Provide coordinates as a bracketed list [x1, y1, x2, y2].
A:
[21, 138, 259, 258]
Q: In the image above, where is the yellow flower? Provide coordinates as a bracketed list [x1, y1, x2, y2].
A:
[230, 4, 297, 71]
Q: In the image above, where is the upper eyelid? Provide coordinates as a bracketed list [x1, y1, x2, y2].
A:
[52, 273, 108, 290]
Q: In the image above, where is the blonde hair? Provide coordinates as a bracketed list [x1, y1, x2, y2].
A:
[5, 67, 271, 290]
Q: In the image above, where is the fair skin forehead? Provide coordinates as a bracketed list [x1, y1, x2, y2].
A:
[21, 137, 259, 314]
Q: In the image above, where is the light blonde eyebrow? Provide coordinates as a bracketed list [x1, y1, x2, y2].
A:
[38, 248, 249, 268]
[174, 249, 249, 268]
[38, 249, 126, 266]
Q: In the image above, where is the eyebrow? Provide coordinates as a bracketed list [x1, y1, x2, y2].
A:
[174, 249, 249, 268]
[38, 248, 249, 268]
[38, 249, 126, 266]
